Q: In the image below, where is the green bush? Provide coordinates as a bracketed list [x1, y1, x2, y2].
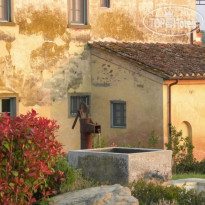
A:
[130, 180, 205, 205]
[51, 157, 101, 193]
[164, 126, 205, 174]
[165, 126, 194, 174]
[51, 156, 100, 193]
[148, 131, 159, 148]
[176, 160, 205, 174]
[165, 126, 205, 174]
[47, 156, 76, 194]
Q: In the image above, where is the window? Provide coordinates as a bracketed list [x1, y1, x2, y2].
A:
[70, 0, 87, 24]
[111, 101, 126, 128]
[70, 95, 90, 116]
[0, 97, 16, 116]
[0, 0, 11, 22]
[101, 0, 110, 7]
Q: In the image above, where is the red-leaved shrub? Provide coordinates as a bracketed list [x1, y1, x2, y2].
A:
[0, 110, 64, 204]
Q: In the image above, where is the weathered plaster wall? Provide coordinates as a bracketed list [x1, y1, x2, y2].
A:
[1, 1, 71, 108]
[90, 48, 164, 148]
[0, 0, 197, 152]
[0, 0, 92, 152]
[90, 0, 195, 43]
[163, 81, 205, 161]
[51, 43, 92, 151]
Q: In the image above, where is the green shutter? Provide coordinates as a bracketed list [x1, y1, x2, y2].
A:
[84, 0, 87, 24]
[10, 97, 16, 116]
[7, 0, 11, 22]
[111, 101, 126, 128]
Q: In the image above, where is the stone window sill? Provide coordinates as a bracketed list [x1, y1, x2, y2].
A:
[111, 126, 126, 129]
[67, 24, 91, 29]
[0, 22, 16, 27]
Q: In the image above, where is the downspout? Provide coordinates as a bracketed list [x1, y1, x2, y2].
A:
[168, 79, 178, 138]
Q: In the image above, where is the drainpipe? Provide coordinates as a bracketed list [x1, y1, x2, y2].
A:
[168, 79, 178, 138]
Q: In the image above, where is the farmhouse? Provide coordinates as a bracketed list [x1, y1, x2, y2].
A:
[88, 41, 205, 160]
[0, 0, 204, 160]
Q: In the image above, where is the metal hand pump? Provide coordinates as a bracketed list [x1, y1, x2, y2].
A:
[72, 103, 101, 149]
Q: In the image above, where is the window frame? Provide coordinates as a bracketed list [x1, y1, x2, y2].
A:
[100, 0, 110, 8]
[69, 94, 90, 117]
[0, 0, 11, 22]
[0, 97, 16, 116]
[69, 0, 88, 25]
[111, 100, 126, 128]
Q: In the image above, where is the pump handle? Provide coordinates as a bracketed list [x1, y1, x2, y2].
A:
[72, 102, 89, 129]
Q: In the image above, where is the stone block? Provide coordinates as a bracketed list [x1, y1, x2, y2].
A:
[68, 147, 172, 185]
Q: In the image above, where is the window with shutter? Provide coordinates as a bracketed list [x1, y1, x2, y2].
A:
[0, 97, 16, 116]
[111, 101, 126, 128]
[101, 0, 110, 7]
[0, 0, 11, 22]
[70, 0, 87, 24]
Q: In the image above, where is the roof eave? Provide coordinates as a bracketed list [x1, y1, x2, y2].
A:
[168, 76, 205, 80]
[89, 45, 170, 79]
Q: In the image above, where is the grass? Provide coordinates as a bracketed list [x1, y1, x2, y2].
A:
[172, 173, 205, 180]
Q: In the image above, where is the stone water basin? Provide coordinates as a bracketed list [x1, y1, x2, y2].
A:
[68, 147, 172, 185]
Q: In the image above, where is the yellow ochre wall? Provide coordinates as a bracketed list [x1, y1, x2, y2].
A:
[163, 80, 205, 161]
[90, 48, 164, 148]
[0, 0, 196, 152]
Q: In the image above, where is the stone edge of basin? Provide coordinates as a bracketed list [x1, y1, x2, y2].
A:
[68, 147, 172, 155]
[68, 147, 172, 184]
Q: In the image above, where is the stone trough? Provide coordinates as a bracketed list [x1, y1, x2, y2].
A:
[68, 147, 172, 185]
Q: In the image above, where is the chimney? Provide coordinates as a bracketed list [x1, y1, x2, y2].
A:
[190, 22, 200, 45]
[194, 30, 203, 45]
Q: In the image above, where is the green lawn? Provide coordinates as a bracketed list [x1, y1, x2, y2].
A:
[172, 173, 205, 180]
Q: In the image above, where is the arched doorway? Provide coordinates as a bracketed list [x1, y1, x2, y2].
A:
[178, 121, 192, 142]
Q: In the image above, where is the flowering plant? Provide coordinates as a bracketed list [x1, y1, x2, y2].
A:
[0, 110, 64, 204]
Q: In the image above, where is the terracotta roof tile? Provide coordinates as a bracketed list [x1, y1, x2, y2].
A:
[89, 42, 205, 79]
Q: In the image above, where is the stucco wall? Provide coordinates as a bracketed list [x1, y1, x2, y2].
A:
[0, 0, 196, 152]
[90, 0, 195, 43]
[90, 48, 164, 147]
[0, 0, 92, 152]
[163, 81, 205, 161]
